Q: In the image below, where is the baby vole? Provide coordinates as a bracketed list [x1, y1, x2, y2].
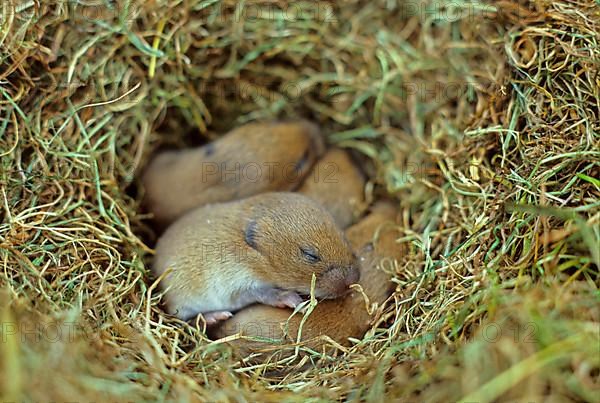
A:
[142, 120, 325, 228]
[210, 202, 404, 359]
[153, 192, 359, 324]
[298, 148, 365, 229]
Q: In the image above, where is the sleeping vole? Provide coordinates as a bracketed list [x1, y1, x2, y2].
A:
[210, 202, 403, 359]
[142, 120, 325, 228]
[153, 192, 359, 324]
[298, 148, 366, 229]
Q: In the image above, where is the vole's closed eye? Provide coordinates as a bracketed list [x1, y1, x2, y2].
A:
[300, 246, 321, 263]
[294, 149, 310, 173]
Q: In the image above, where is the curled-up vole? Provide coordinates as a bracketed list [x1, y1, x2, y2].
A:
[153, 192, 359, 324]
[143, 120, 325, 227]
[210, 201, 404, 359]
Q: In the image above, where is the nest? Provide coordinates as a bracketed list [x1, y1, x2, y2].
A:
[1, 0, 598, 400]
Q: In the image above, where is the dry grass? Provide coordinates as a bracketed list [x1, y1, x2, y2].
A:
[1, 0, 598, 401]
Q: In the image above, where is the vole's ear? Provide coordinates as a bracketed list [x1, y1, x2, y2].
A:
[244, 219, 260, 251]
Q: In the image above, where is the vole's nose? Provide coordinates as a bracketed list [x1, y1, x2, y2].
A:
[331, 266, 360, 297]
[345, 265, 360, 287]
[320, 264, 361, 297]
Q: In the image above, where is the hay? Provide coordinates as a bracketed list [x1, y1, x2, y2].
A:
[1, 0, 598, 401]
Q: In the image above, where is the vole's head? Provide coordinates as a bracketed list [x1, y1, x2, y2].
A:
[244, 193, 359, 299]
[262, 120, 326, 181]
[231, 119, 326, 181]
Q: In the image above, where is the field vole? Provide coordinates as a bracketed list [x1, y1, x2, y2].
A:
[298, 148, 365, 229]
[153, 192, 359, 324]
[143, 120, 325, 227]
[210, 202, 403, 358]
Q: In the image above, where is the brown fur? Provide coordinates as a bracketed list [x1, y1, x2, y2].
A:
[298, 148, 366, 229]
[210, 202, 404, 360]
[153, 192, 358, 321]
[143, 120, 325, 228]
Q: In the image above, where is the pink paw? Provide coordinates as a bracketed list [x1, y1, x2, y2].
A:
[273, 291, 303, 309]
[202, 311, 233, 325]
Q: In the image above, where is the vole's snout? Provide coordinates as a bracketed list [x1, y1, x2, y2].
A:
[318, 264, 361, 298]
[346, 265, 360, 287]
